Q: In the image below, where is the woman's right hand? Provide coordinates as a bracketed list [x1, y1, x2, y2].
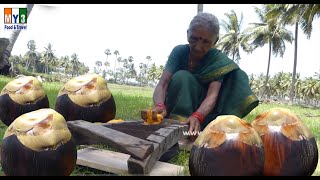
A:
[152, 70, 172, 119]
[153, 104, 167, 118]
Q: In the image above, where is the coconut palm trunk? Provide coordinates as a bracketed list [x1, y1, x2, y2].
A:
[0, 4, 34, 75]
[289, 22, 299, 105]
[197, 4, 203, 14]
[260, 41, 272, 99]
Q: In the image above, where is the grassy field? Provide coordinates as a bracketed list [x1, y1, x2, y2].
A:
[0, 75, 319, 176]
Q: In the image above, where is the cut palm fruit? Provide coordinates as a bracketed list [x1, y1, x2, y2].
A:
[142, 108, 163, 125]
[107, 119, 125, 124]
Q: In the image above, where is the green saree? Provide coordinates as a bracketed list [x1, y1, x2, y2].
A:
[164, 44, 259, 129]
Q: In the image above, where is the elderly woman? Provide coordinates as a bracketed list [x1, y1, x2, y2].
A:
[153, 12, 259, 134]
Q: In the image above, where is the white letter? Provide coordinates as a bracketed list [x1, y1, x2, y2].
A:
[4, 14, 11, 23]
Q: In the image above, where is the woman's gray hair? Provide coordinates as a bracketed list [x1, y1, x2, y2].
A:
[188, 12, 220, 38]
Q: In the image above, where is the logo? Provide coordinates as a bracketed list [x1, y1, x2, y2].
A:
[4, 7, 27, 30]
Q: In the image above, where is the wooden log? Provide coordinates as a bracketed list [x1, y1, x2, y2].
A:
[168, 124, 194, 151]
[160, 119, 186, 126]
[76, 147, 185, 176]
[67, 120, 154, 160]
[127, 142, 160, 174]
[127, 124, 189, 174]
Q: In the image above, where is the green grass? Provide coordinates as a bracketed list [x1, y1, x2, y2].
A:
[0, 75, 320, 176]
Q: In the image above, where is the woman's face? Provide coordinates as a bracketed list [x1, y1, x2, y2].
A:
[187, 25, 217, 59]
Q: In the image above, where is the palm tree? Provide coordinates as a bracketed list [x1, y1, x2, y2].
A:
[113, 50, 119, 83]
[59, 55, 70, 75]
[41, 43, 55, 74]
[104, 49, 111, 69]
[216, 10, 252, 64]
[301, 78, 319, 106]
[70, 53, 80, 77]
[104, 49, 111, 59]
[0, 4, 34, 75]
[147, 63, 158, 86]
[78, 62, 90, 75]
[25, 40, 37, 72]
[126, 57, 136, 83]
[268, 4, 320, 104]
[156, 65, 164, 80]
[95, 60, 102, 75]
[244, 4, 294, 98]
[146, 56, 152, 69]
[138, 62, 148, 86]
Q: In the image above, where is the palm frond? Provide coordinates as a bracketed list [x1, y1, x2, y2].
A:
[220, 19, 231, 32]
[271, 37, 285, 58]
[253, 6, 266, 23]
[249, 23, 268, 26]
[217, 10, 246, 62]
[300, 4, 320, 39]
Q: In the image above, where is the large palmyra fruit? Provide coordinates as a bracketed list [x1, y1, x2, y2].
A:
[55, 73, 116, 123]
[252, 108, 318, 176]
[189, 115, 264, 176]
[0, 75, 49, 126]
[0, 108, 77, 176]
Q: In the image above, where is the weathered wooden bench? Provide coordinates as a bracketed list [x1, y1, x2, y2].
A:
[67, 119, 190, 175]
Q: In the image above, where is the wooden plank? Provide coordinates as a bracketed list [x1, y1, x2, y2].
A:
[167, 124, 189, 140]
[168, 123, 190, 129]
[76, 147, 185, 176]
[165, 125, 180, 130]
[149, 161, 185, 176]
[161, 119, 185, 125]
[67, 120, 154, 160]
[167, 124, 193, 151]
[147, 134, 165, 144]
[154, 128, 175, 137]
[77, 147, 130, 175]
[127, 125, 188, 174]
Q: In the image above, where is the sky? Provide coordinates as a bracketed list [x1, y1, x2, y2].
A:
[1, 4, 319, 79]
